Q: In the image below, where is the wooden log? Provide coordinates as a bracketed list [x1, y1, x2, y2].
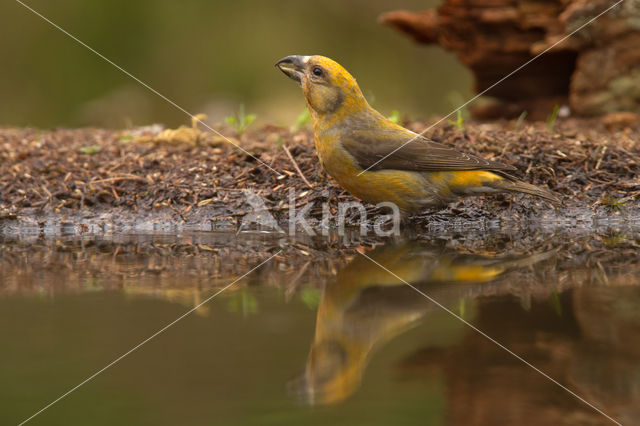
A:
[380, 0, 640, 118]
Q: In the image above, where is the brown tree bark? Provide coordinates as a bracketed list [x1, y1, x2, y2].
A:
[380, 0, 640, 119]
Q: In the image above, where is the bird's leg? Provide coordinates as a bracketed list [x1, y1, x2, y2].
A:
[316, 165, 329, 183]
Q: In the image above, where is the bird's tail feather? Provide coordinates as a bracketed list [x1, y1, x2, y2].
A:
[488, 178, 560, 203]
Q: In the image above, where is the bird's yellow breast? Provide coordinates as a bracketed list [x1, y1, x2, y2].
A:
[314, 132, 432, 211]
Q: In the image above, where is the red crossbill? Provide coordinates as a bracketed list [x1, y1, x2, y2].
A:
[276, 55, 558, 213]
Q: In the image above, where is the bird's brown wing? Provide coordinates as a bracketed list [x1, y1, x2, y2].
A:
[341, 128, 516, 172]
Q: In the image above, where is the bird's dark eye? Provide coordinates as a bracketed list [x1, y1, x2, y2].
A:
[312, 67, 324, 77]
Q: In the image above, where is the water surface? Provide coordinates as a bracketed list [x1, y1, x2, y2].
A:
[1, 231, 639, 425]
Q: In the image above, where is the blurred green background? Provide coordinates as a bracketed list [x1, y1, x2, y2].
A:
[2, 0, 470, 128]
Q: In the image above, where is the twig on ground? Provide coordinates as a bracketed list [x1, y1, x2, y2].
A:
[90, 175, 148, 185]
[283, 144, 313, 189]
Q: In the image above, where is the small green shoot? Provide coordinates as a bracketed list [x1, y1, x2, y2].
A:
[388, 110, 400, 124]
[458, 298, 466, 318]
[546, 105, 559, 133]
[80, 145, 101, 155]
[446, 91, 470, 128]
[602, 232, 627, 247]
[291, 107, 311, 132]
[449, 109, 465, 131]
[515, 110, 528, 131]
[601, 195, 626, 211]
[225, 104, 256, 135]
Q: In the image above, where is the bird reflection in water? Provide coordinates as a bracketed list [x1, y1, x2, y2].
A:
[289, 241, 552, 405]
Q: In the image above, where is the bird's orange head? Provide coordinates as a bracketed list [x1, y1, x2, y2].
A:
[276, 55, 368, 119]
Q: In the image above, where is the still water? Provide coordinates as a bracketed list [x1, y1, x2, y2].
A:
[1, 231, 639, 425]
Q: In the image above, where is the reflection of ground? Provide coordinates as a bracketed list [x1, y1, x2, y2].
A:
[0, 233, 345, 297]
[396, 285, 640, 425]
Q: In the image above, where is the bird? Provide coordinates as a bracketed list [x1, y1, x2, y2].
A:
[275, 55, 559, 214]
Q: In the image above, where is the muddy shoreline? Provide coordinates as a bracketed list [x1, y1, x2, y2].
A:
[1, 117, 638, 235]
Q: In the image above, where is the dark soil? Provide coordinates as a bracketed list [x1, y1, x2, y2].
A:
[1, 116, 639, 234]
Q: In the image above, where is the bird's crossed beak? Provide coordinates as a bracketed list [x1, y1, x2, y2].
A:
[275, 55, 306, 85]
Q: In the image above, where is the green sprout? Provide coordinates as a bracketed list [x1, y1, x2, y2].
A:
[546, 105, 560, 133]
[80, 145, 101, 155]
[291, 107, 311, 132]
[388, 110, 400, 124]
[601, 195, 626, 211]
[602, 232, 627, 247]
[515, 110, 528, 131]
[225, 104, 256, 135]
[446, 91, 470, 131]
[449, 109, 465, 131]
